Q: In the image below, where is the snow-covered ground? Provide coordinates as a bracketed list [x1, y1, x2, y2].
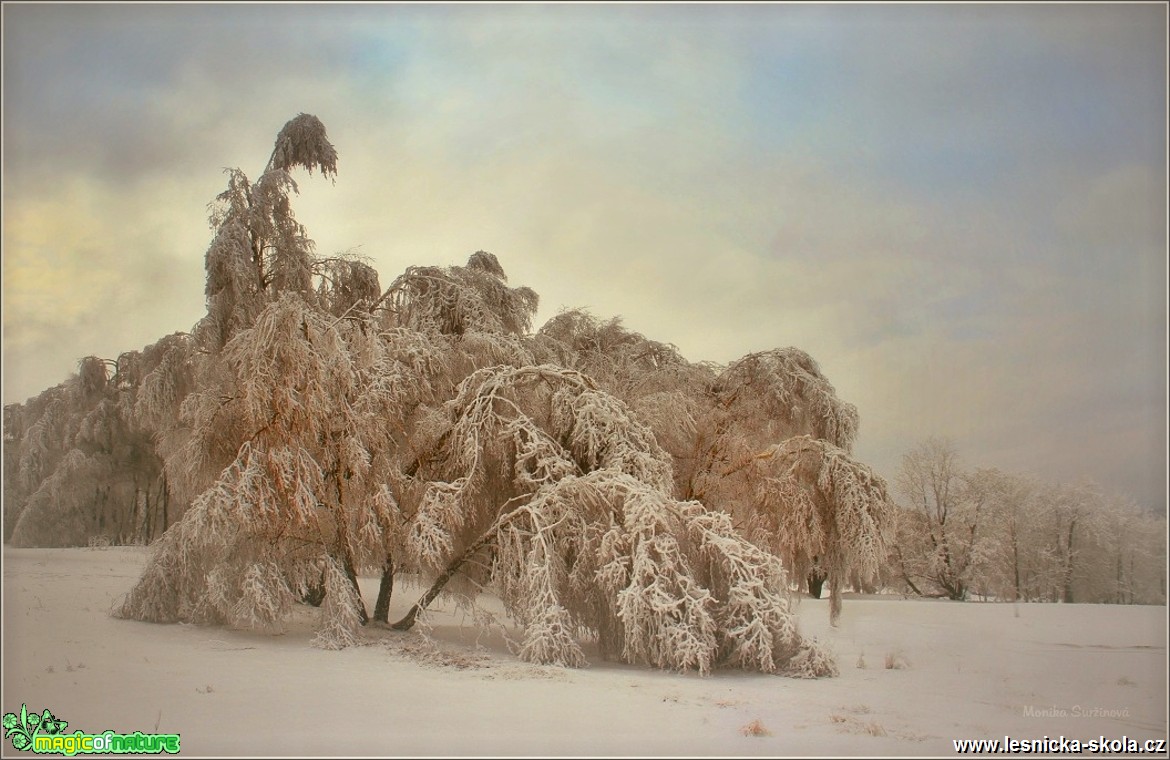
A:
[3, 546, 1166, 756]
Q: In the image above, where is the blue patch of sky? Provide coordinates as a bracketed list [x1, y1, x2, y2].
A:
[726, 6, 1163, 211]
[736, 47, 842, 153]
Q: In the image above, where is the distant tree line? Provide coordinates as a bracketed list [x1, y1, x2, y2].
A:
[888, 437, 1166, 606]
[4, 340, 191, 548]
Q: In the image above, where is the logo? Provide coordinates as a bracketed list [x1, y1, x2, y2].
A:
[3, 704, 180, 755]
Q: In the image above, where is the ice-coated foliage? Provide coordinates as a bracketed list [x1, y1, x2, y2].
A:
[532, 309, 710, 399]
[315, 256, 382, 320]
[11, 450, 108, 547]
[383, 361, 836, 675]
[399, 364, 674, 577]
[7, 351, 173, 547]
[4, 114, 910, 676]
[119, 333, 193, 402]
[713, 348, 859, 453]
[117, 291, 445, 640]
[198, 115, 340, 352]
[640, 347, 896, 622]
[114, 460, 324, 631]
[386, 251, 539, 338]
[527, 309, 718, 499]
[484, 471, 837, 676]
[725, 435, 895, 623]
[268, 112, 338, 179]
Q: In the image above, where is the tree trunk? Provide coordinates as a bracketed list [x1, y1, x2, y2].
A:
[1128, 554, 1136, 605]
[893, 545, 925, 597]
[96, 484, 106, 531]
[303, 568, 326, 607]
[1062, 520, 1076, 604]
[373, 554, 395, 624]
[332, 472, 369, 624]
[120, 486, 136, 543]
[1116, 551, 1124, 604]
[341, 551, 369, 625]
[141, 485, 153, 542]
[1012, 538, 1022, 602]
[807, 568, 827, 599]
[160, 474, 169, 534]
[828, 574, 843, 626]
[393, 532, 497, 631]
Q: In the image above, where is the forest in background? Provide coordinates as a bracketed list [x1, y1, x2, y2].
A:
[3, 115, 1165, 676]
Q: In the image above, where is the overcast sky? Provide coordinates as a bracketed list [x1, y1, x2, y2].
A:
[2, 3, 1166, 511]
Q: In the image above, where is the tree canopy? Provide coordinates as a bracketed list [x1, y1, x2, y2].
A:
[5, 114, 904, 677]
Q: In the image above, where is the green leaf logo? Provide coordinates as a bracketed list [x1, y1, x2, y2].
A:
[40, 711, 67, 735]
[4, 703, 71, 750]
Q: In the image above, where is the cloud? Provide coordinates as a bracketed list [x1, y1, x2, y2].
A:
[2, 3, 1164, 511]
[2, 173, 207, 402]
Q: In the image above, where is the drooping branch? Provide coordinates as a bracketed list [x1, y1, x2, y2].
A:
[391, 524, 500, 631]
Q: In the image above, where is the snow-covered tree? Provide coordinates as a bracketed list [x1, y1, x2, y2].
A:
[1032, 480, 1106, 604]
[888, 441, 1167, 605]
[5, 385, 73, 540]
[385, 250, 539, 339]
[115, 293, 446, 643]
[709, 348, 859, 452]
[7, 354, 172, 547]
[528, 309, 718, 499]
[2, 403, 25, 539]
[961, 468, 1044, 601]
[448, 470, 835, 676]
[197, 113, 338, 351]
[892, 437, 990, 600]
[531, 309, 713, 401]
[683, 349, 891, 618]
[721, 435, 894, 623]
[689, 348, 860, 509]
[116, 115, 407, 640]
[26, 113, 870, 674]
[524, 328, 894, 621]
[390, 362, 675, 616]
[386, 363, 834, 675]
[1085, 495, 1156, 605]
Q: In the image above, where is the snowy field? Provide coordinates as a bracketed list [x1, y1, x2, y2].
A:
[2, 546, 1166, 757]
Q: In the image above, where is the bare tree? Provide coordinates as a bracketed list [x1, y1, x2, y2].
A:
[893, 437, 988, 600]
